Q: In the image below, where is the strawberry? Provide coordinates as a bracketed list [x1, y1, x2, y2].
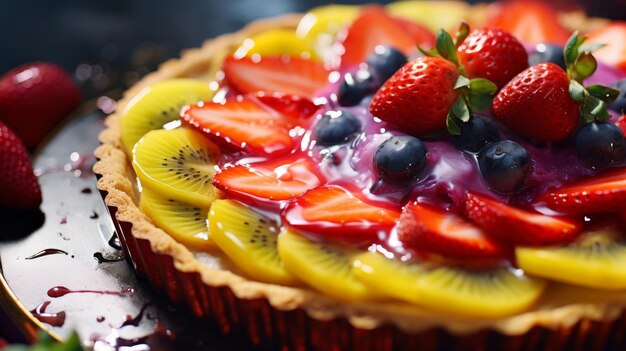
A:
[457, 28, 528, 89]
[586, 22, 626, 72]
[0, 121, 42, 209]
[491, 63, 579, 141]
[222, 56, 329, 98]
[397, 202, 508, 260]
[391, 16, 436, 50]
[338, 6, 416, 69]
[182, 95, 313, 156]
[485, 0, 570, 45]
[370, 56, 460, 135]
[539, 167, 626, 215]
[465, 192, 581, 246]
[616, 115, 626, 135]
[282, 185, 401, 244]
[0, 62, 80, 149]
[253, 92, 320, 120]
[213, 155, 324, 209]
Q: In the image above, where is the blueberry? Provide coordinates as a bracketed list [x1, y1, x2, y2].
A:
[575, 122, 626, 169]
[528, 43, 566, 70]
[609, 78, 626, 114]
[451, 116, 500, 152]
[374, 136, 427, 185]
[478, 140, 532, 193]
[366, 45, 408, 83]
[315, 110, 362, 146]
[337, 69, 378, 107]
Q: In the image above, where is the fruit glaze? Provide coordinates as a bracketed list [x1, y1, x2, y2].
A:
[95, 2, 626, 350]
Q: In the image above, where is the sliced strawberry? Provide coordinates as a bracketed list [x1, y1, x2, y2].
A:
[465, 192, 581, 246]
[182, 95, 309, 156]
[223, 56, 330, 98]
[254, 92, 321, 120]
[391, 16, 436, 49]
[213, 155, 324, 209]
[616, 115, 626, 135]
[282, 185, 401, 244]
[540, 167, 626, 215]
[339, 7, 416, 68]
[397, 202, 508, 260]
[586, 22, 626, 72]
[485, 0, 570, 45]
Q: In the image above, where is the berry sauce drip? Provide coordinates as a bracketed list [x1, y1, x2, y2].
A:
[121, 303, 151, 327]
[90, 211, 99, 219]
[47, 286, 135, 298]
[93, 252, 124, 263]
[25, 248, 68, 260]
[81, 187, 93, 194]
[108, 233, 122, 250]
[30, 301, 66, 327]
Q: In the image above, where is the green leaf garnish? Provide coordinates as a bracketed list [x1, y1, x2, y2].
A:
[564, 31, 585, 69]
[581, 95, 611, 123]
[446, 111, 462, 135]
[569, 80, 586, 102]
[453, 75, 470, 89]
[579, 42, 606, 53]
[454, 22, 470, 48]
[469, 78, 497, 95]
[417, 46, 439, 57]
[435, 29, 459, 65]
[587, 84, 620, 104]
[573, 51, 597, 82]
[451, 96, 471, 122]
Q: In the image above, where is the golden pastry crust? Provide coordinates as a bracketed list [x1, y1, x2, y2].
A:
[94, 8, 626, 338]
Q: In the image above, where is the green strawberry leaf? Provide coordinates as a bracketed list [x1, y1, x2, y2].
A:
[469, 78, 497, 95]
[454, 22, 470, 48]
[446, 112, 462, 135]
[569, 80, 586, 102]
[587, 84, 620, 104]
[451, 96, 470, 122]
[581, 94, 611, 123]
[564, 31, 585, 68]
[417, 46, 439, 57]
[579, 42, 606, 53]
[468, 90, 493, 111]
[453, 75, 470, 89]
[573, 51, 597, 82]
[435, 29, 459, 65]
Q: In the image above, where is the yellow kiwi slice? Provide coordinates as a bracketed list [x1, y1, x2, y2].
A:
[517, 228, 626, 290]
[208, 199, 299, 286]
[236, 29, 315, 58]
[139, 186, 213, 251]
[133, 128, 220, 208]
[121, 79, 214, 154]
[353, 252, 546, 318]
[295, 5, 360, 59]
[277, 229, 375, 301]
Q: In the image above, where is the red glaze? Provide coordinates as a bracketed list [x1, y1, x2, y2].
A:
[282, 185, 401, 245]
[491, 63, 580, 141]
[485, 0, 570, 45]
[465, 192, 581, 246]
[397, 202, 509, 260]
[182, 95, 311, 156]
[539, 167, 626, 215]
[339, 6, 416, 69]
[370, 56, 460, 136]
[222, 56, 329, 98]
[457, 28, 528, 89]
[0, 122, 41, 209]
[254, 92, 321, 120]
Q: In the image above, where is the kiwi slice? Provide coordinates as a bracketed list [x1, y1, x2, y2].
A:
[353, 252, 546, 318]
[208, 199, 299, 286]
[121, 79, 214, 154]
[277, 229, 376, 301]
[139, 186, 214, 251]
[133, 127, 220, 208]
[517, 228, 626, 290]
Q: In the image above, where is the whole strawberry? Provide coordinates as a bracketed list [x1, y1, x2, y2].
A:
[0, 121, 42, 209]
[457, 28, 528, 89]
[370, 56, 460, 135]
[491, 63, 579, 141]
[0, 62, 80, 149]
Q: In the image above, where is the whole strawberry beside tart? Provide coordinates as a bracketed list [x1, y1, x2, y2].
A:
[94, 2, 626, 350]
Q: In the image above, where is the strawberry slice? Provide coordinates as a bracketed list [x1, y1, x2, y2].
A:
[223, 56, 330, 98]
[391, 16, 436, 49]
[485, 0, 570, 45]
[540, 167, 626, 215]
[254, 92, 321, 120]
[213, 155, 324, 209]
[465, 193, 581, 246]
[182, 95, 310, 156]
[586, 22, 626, 72]
[339, 7, 416, 68]
[397, 202, 508, 260]
[282, 185, 401, 244]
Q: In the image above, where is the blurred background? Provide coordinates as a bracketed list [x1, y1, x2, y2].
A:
[1, 0, 624, 100]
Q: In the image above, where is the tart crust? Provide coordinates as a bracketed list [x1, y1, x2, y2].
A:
[94, 6, 626, 346]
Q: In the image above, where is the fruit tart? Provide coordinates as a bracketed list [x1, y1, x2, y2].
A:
[94, 1, 626, 350]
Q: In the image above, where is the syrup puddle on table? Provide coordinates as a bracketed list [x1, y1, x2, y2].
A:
[47, 286, 135, 298]
[25, 248, 68, 260]
[30, 301, 66, 327]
